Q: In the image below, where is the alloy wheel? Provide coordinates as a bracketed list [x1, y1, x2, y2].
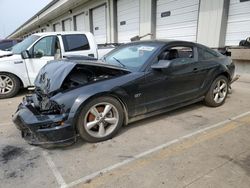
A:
[213, 79, 227, 104]
[0, 75, 14, 94]
[84, 102, 119, 138]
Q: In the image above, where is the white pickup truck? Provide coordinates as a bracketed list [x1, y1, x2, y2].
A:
[0, 32, 113, 99]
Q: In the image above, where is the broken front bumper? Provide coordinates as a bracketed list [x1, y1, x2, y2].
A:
[12, 97, 76, 147]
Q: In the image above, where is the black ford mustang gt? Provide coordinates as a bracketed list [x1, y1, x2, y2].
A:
[12, 40, 235, 147]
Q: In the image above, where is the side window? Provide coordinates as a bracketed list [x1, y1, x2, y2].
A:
[33, 36, 55, 58]
[0, 41, 13, 50]
[158, 46, 194, 64]
[198, 48, 219, 60]
[62, 34, 90, 52]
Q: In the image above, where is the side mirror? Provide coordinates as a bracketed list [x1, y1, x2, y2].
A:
[21, 50, 30, 59]
[151, 60, 172, 70]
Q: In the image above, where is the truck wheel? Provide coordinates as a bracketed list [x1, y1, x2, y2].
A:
[77, 96, 124, 142]
[0, 73, 21, 99]
[205, 75, 228, 107]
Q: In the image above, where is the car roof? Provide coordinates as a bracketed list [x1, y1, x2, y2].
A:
[124, 39, 199, 47]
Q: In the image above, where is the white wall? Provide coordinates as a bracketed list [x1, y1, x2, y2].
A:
[197, 0, 229, 48]
[10, 0, 247, 48]
[225, 0, 250, 46]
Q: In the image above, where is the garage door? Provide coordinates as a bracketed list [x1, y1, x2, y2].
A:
[117, 0, 140, 43]
[75, 13, 85, 31]
[53, 23, 62, 31]
[156, 0, 199, 41]
[63, 19, 72, 31]
[92, 5, 107, 44]
[225, 0, 250, 46]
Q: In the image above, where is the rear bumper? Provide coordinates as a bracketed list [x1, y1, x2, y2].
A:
[12, 99, 76, 147]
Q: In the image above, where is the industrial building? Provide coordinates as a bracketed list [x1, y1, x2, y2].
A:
[7, 0, 250, 48]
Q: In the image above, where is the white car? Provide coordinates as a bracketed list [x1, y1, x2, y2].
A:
[0, 50, 13, 57]
[0, 32, 114, 99]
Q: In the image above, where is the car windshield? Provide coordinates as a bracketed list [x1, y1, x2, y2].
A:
[103, 44, 158, 71]
[11, 35, 39, 54]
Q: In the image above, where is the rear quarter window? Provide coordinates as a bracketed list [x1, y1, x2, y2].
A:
[198, 47, 220, 61]
[62, 34, 90, 52]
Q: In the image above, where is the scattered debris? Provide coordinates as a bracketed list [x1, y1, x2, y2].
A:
[85, 179, 92, 184]
[5, 172, 17, 179]
[0, 145, 40, 180]
[193, 114, 203, 118]
[0, 145, 26, 164]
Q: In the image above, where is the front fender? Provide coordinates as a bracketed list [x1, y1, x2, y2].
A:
[51, 72, 141, 128]
[67, 87, 130, 126]
[52, 87, 129, 130]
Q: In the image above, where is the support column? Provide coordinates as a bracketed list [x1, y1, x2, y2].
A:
[139, 0, 155, 40]
[197, 0, 229, 48]
[108, 0, 117, 43]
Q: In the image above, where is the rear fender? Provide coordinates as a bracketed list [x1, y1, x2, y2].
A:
[201, 65, 231, 95]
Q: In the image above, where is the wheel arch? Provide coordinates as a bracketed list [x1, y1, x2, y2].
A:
[218, 71, 231, 82]
[71, 91, 129, 133]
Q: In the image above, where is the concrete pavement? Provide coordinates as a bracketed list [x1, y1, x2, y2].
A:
[0, 77, 250, 188]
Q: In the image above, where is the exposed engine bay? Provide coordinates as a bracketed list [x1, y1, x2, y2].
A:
[33, 64, 129, 114]
[62, 65, 124, 90]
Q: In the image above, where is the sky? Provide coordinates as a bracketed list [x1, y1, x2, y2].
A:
[0, 0, 53, 39]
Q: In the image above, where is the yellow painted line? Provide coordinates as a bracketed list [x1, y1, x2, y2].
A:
[80, 121, 242, 188]
[65, 111, 250, 188]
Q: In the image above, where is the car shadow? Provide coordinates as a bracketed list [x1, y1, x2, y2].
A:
[118, 101, 205, 135]
[56, 101, 205, 151]
[219, 154, 250, 176]
[16, 89, 30, 97]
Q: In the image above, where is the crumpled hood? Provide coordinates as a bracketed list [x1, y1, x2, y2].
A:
[34, 60, 129, 94]
[34, 60, 76, 94]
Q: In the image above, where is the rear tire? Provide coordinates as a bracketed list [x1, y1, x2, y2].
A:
[77, 96, 124, 142]
[205, 75, 228, 107]
[0, 73, 20, 99]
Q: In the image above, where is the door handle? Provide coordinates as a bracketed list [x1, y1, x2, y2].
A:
[193, 68, 198, 72]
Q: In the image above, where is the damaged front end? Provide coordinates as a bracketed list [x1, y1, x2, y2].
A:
[12, 94, 76, 147]
[12, 60, 129, 147]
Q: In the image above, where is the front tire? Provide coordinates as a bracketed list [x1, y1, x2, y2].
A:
[0, 73, 20, 99]
[77, 96, 124, 142]
[205, 75, 228, 107]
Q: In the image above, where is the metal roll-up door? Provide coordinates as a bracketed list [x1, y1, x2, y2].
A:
[156, 0, 199, 41]
[117, 0, 140, 43]
[63, 19, 72, 31]
[92, 5, 107, 44]
[75, 13, 85, 31]
[225, 0, 250, 46]
[53, 23, 62, 31]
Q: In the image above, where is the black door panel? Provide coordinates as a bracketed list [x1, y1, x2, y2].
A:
[143, 59, 208, 113]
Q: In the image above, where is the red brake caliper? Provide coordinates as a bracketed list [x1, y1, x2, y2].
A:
[87, 106, 105, 126]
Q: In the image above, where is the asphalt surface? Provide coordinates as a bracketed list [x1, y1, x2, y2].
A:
[0, 76, 250, 188]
